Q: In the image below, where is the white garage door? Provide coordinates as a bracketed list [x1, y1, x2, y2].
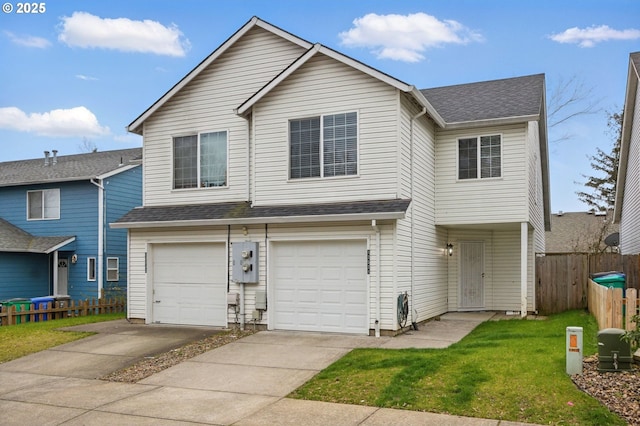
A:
[272, 240, 368, 334]
[151, 243, 227, 326]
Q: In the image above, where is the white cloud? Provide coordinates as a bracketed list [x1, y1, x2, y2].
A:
[4, 31, 51, 48]
[58, 11, 190, 57]
[339, 12, 483, 62]
[549, 25, 640, 47]
[0, 106, 110, 137]
[76, 74, 98, 81]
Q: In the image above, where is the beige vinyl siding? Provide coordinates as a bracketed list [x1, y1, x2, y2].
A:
[435, 124, 529, 225]
[141, 27, 306, 207]
[396, 96, 448, 323]
[526, 121, 546, 253]
[251, 54, 401, 205]
[620, 87, 640, 254]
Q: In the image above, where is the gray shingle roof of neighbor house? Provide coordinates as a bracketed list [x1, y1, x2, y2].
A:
[0, 148, 142, 187]
[420, 74, 545, 125]
[112, 199, 411, 228]
[0, 218, 75, 253]
[545, 210, 619, 253]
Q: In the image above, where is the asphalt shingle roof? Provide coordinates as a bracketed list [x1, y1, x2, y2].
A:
[0, 148, 142, 187]
[0, 218, 75, 253]
[545, 211, 619, 253]
[115, 199, 411, 225]
[420, 74, 545, 124]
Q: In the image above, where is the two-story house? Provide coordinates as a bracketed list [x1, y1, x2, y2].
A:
[113, 17, 550, 335]
[0, 148, 142, 301]
[614, 51, 640, 254]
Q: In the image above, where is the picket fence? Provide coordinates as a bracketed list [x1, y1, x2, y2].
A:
[0, 298, 126, 326]
[587, 279, 639, 331]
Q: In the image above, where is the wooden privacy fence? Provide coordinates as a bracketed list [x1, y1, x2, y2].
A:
[0, 298, 126, 326]
[587, 279, 639, 331]
[536, 253, 640, 314]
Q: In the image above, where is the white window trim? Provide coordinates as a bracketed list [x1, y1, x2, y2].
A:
[106, 257, 119, 282]
[287, 111, 360, 181]
[171, 129, 229, 190]
[26, 188, 60, 220]
[455, 133, 503, 181]
[87, 257, 96, 281]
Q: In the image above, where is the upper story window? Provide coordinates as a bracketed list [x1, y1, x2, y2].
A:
[27, 188, 60, 220]
[290, 112, 358, 179]
[458, 135, 501, 180]
[173, 131, 227, 189]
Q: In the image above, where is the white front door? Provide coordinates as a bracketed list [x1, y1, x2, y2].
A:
[271, 240, 368, 334]
[459, 242, 484, 309]
[57, 258, 68, 295]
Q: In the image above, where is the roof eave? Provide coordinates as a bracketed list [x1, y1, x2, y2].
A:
[442, 114, 540, 130]
[128, 17, 313, 134]
[110, 211, 405, 229]
[614, 56, 639, 223]
[44, 237, 77, 254]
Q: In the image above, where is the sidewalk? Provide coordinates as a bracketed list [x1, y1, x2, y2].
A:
[0, 313, 543, 425]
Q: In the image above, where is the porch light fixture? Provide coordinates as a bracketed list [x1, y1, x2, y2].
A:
[447, 243, 454, 256]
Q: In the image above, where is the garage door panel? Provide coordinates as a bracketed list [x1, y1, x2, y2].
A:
[152, 243, 226, 326]
[272, 240, 368, 334]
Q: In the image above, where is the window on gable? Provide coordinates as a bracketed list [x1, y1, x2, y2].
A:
[27, 189, 60, 220]
[106, 257, 119, 281]
[173, 131, 227, 189]
[290, 112, 358, 179]
[458, 135, 501, 180]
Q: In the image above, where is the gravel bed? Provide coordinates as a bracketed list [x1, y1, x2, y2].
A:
[101, 329, 255, 383]
[571, 355, 640, 426]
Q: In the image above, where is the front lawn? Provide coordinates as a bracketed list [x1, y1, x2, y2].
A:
[290, 310, 625, 425]
[0, 313, 125, 363]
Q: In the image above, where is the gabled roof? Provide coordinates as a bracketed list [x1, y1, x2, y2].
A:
[0, 218, 75, 254]
[0, 148, 142, 188]
[235, 42, 445, 127]
[545, 210, 618, 253]
[420, 74, 546, 127]
[127, 16, 314, 135]
[614, 51, 640, 223]
[112, 199, 410, 228]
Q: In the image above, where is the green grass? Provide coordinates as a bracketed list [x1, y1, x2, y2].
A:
[0, 313, 125, 363]
[290, 310, 625, 425]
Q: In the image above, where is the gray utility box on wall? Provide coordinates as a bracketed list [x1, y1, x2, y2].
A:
[232, 242, 259, 283]
[597, 328, 633, 372]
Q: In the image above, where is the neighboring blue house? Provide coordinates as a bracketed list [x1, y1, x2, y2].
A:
[0, 148, 142, 301]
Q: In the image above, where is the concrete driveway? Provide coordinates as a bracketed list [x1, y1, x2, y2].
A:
[0, 313, 540, 425]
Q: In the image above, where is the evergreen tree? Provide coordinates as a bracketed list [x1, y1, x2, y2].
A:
[576, 111, 622, 211]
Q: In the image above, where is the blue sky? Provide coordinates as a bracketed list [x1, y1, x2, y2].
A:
[1, 0, 639, 212]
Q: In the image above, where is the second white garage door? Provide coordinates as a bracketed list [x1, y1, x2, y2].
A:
[151, 243, 227, 326]
[271, 240, 368, 334]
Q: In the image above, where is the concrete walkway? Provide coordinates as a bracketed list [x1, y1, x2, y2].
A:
[0, 312, 541, 425]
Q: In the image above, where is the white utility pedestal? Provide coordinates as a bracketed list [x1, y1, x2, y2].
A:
[566, 326, 583, 375]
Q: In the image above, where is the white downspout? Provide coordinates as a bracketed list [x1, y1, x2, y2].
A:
[409, 107, 427, 325]
[520, 222, 528, 318]
[91, 178, 104, 298]
[372, 219, 381, 337]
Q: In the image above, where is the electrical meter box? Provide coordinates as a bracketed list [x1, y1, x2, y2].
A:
[232, 242, 259, 283]
[597, 328, 633, 372]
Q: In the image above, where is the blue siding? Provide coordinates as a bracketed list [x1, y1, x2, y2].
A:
[0, 165, 142, 300]
[104, 166, 142, 297]
[0, 252, 50, 300]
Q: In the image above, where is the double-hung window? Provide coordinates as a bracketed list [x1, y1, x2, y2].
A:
[290, 112, 358, 179]
[107, 257, 119, 281]
[458, 135, 501, 180]
[173, 131, 227, 189]
[27, 188, 60, 220]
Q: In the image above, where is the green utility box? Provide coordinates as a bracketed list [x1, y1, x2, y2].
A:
[597, 328, 633, 372]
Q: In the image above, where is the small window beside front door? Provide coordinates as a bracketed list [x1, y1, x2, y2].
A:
[88, 257, 96, 281]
